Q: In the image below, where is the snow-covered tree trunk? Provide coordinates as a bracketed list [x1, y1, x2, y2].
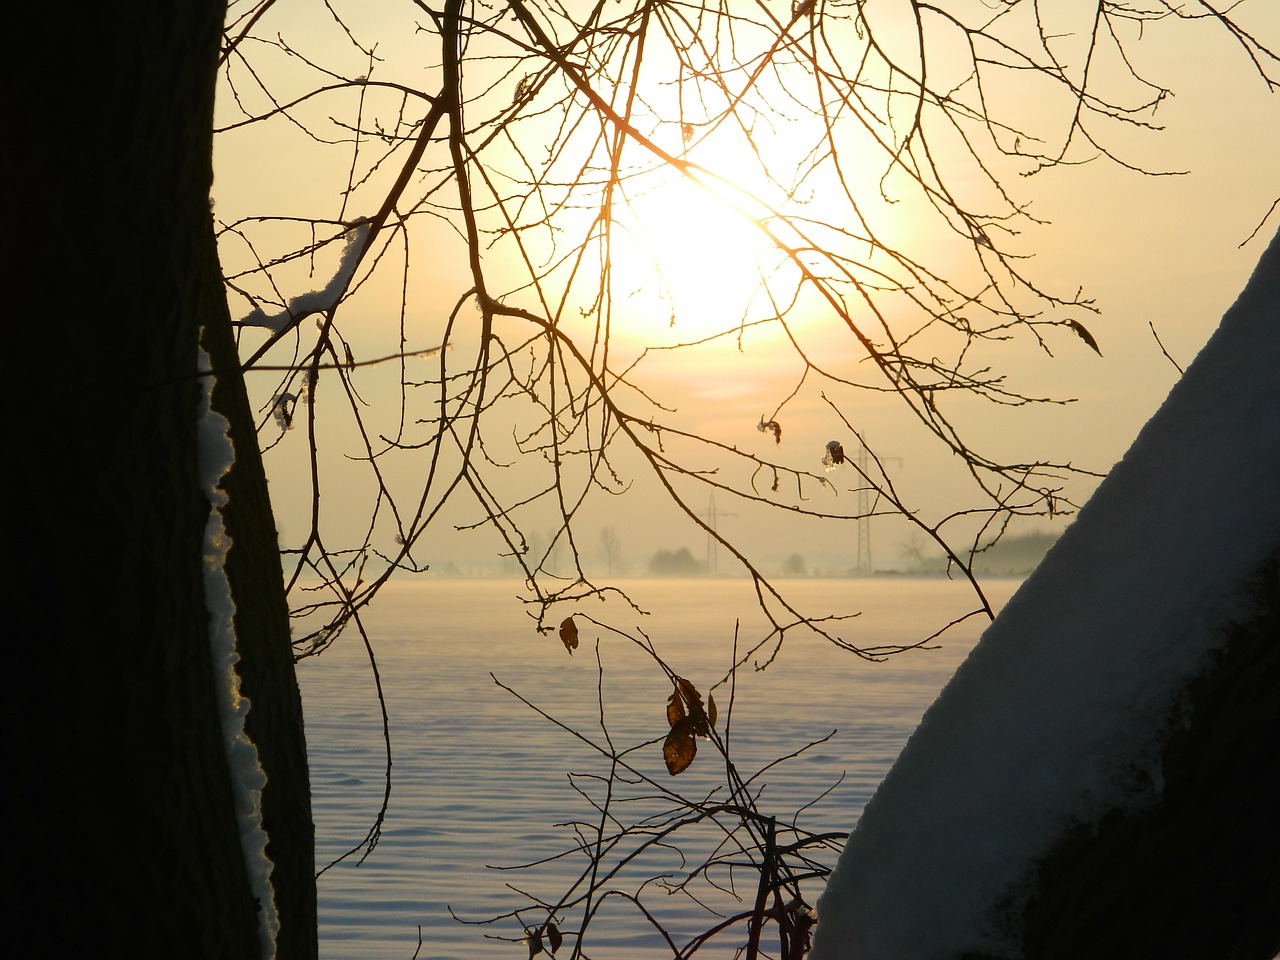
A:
[811, 228, 1280, 960]
[204, 308, 318, 960]
[5, 4, 315, 956]
[1013, 551, 1279, 960]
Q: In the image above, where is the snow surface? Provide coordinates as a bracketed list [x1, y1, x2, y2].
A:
[239, 219, 370, 333]
[197, 345, 280, 960]
[811, 227, 1280, 959]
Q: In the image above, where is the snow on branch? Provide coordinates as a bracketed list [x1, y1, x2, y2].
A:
[239, 219, 371, 333]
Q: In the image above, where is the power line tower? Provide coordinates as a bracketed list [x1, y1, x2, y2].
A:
[851, 440, 902, 576]
[698, 492, 738, 575]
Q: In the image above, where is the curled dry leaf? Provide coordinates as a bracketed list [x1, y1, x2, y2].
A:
[666, 687, 685, 727]
[676, 677, 711, 737]
[1067, 318, 1102, 355]
[757, 417, 782, 444]
[545, 922, 563, 954]
[664, 716, 698, 775]
[663, 676, 714, 774]
[558, 616, 578, 655]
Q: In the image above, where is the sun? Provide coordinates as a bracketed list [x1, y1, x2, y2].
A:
[607, 151, 799, 345]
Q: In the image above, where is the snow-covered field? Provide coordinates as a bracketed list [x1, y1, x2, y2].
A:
[299, 577, 1017, 958]
[299, 228, 1279, 957]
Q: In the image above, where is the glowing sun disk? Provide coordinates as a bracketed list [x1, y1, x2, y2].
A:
[610, 170, 791, 341]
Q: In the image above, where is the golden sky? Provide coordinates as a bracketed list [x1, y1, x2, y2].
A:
[213, 0, 1279, 577]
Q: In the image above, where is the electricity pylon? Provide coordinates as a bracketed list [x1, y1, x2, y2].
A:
[851, 440, 901, 575]
[698, 492, 737, 575]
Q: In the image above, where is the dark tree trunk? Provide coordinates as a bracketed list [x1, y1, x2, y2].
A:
[204, 308, 319, 960]
[4, 3, 315, 957]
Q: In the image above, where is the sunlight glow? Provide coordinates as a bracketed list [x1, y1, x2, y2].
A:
[609, 164, 795, 343]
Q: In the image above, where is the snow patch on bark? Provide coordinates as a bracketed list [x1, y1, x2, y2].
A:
[197, 344, 280, 960]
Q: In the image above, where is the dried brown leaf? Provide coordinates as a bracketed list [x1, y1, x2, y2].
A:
[676, 676, 702, 708]
[757, 418, 782, 444]
[546, 923, 563, 954]
[558, 617, 578, 655]
[664, 717, 698, 775]
[666, 687, 685, 727]
[675, 677, 711, 737]
[1067, 319, 1102, 355]
[708, 694, 717, 729]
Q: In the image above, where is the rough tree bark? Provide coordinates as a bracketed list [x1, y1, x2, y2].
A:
[5, 4, 315, 956]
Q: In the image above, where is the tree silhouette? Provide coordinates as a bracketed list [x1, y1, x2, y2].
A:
[599, 526, 625, 575]
[8, 0, 1276, 957]
[215, 0, 1277, 671]
[11, 3, 313, 957]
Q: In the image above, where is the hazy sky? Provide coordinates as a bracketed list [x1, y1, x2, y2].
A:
[213, 0, 1279, 581]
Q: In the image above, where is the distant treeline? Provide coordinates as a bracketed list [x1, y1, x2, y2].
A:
[412, 531, 1061, 579]
[971, 531, 1059, 574]
[905, 531, 1059, 576]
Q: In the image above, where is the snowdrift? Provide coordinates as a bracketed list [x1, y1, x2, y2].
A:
[811, 228, 1280, 960]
